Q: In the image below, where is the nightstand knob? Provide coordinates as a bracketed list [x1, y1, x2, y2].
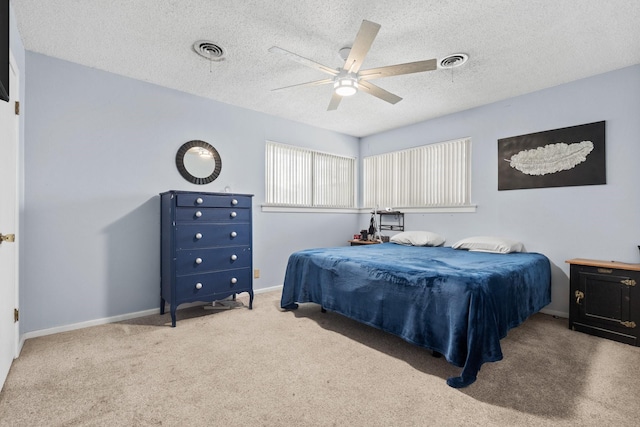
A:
[195, 257, 203, 264]
[230, 211, 237, 218]
[195, 211, 202, 218]
[195, 282, 203, 290]
[230, 277, 238, 284]
[230, 254, 238, 261]
[231, 199, 238, 205]
[195, 233, 203, 240]
[196, 197, 203, 204]
[230, 231, 237, 238]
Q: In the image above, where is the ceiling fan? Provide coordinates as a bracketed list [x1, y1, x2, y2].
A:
[269, 19, 438, 111]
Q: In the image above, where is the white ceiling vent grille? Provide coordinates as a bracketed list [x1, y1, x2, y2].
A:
[439, 53, 468, 69]
[193, 41, 226, 62]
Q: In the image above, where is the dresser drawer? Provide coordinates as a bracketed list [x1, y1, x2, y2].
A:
[176, 246, 251, 274]
[176, 193, 252, 208]
[176, 224, 251, 249]
[175, 207, 251, 223]
[175, 268, 252, 300]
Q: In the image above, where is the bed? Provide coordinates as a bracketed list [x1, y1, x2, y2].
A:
[280, 242, 551, 388]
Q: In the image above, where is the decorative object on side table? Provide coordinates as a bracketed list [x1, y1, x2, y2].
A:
[375, 210, 404, 232]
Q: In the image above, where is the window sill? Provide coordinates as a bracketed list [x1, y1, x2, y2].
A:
[375, 205, 477, 214]
[261, 205, 360, 214]
[261, 205, 477, 214]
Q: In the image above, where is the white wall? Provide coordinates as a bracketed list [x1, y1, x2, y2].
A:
[22, 53, 359, 333]
[360, 64, 640, 316]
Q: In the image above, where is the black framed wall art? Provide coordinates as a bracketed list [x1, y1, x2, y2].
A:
[498, 121, 606, 191]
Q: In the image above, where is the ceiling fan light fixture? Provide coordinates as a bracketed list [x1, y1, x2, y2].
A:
[334, 77, 358, 97]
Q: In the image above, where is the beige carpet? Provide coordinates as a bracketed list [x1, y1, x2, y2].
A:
[1, 290, 639, 426]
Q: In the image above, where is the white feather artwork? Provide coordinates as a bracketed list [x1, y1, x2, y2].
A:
[505, 141, 594, 176]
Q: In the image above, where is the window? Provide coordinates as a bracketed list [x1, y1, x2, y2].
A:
[363, 138, 471, 208]
[265, 141, 356, 208]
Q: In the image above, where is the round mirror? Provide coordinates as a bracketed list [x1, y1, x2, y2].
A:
[176, 140, 222, 184]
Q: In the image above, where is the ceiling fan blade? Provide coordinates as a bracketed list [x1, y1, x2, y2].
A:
[327, 92, 342, 111]
[358, 81, 402, 104]
[269, 46, 339, 76]
[359, 59, 438, 81]
[271, 78, 334, 91]
[342, 20, 381, 74]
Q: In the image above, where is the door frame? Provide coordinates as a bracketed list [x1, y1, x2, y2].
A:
[0, 48, 21, 391]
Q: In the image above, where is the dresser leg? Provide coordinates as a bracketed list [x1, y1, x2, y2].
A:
[248, 291, 254, 309]
[160, 297, 165, 315]
[170, 307, 177, 327]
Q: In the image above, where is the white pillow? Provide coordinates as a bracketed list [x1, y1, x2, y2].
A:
[390, 231, 445, 247]
[452, 236, 524, 254]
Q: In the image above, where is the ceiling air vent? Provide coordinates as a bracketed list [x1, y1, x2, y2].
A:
[439, 53, 468, 69]
[193, 41, 226, 62]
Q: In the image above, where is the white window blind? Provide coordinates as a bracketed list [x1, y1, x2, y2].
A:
[363, 138, 471, 208]
[265, 141, 356, 208]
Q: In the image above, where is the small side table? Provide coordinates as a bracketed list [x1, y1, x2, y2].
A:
[348, 240, 381, 246]
[566, 258, 639, 346]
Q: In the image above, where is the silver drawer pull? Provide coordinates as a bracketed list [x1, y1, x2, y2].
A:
[195, 283, 203, 290]
[195, 211, 202, 218]
[230, 211, 237, 218]
[230, 254, 238, 261]
[230, 277, 238, 284]
[195, 233, 203, 240]
[195, 258, 203, 264]
[231, 199, 238, 205]
[196, 197, 203, 205]
[230, 231, 237, 238]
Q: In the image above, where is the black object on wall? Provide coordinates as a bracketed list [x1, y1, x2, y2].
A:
[498, 121, 606, 191]
[0, 0, 9, 102]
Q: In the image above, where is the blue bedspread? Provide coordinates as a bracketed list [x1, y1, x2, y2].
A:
[281, 243, 551, 388]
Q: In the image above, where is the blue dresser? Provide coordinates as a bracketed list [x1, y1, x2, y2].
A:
[160, 190, 254, 326]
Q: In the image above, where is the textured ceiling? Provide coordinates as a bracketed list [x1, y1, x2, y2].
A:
[11, 0, 640, 137]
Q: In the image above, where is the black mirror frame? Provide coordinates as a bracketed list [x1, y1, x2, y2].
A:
[175, 140, 222, 185]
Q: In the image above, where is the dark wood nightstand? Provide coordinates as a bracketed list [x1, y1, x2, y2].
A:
[566, 258, 639, 346]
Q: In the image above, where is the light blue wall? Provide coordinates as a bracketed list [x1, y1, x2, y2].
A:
[22, 52, 359, 333]
[360, 64, 640, 315]
[20, 45, 640, 331]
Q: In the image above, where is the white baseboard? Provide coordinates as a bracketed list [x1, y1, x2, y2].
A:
[20, 286, 284, 342]
[254, 284, 283, 294]
[21, 307, 160, 341]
